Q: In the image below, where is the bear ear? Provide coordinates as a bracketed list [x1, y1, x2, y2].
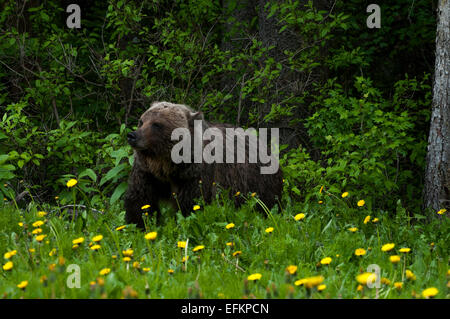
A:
[189, 111, 204, 121]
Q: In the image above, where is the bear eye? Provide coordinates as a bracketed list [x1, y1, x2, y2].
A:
[152, 122, 163, 130]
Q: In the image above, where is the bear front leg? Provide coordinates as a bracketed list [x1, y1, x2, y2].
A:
[124, 164, 168, 229]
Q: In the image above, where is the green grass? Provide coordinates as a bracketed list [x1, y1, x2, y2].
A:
[0, 189, 448, 299]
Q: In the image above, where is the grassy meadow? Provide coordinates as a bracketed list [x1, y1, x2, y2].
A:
[0, 182, 448, 299]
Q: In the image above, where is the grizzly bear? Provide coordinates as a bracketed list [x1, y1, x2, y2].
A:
[124, 101, 283, 228]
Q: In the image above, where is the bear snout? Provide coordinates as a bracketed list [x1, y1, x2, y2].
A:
[127, 131, 138, 146]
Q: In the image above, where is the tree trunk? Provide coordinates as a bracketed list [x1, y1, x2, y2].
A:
[423, 0, 450, 214]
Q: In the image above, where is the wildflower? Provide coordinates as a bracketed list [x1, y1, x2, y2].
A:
[66, 179, 78, 188]
[341, 192, 349, 198]
[168, 269, 174, 274]
[92, 235, 103, 242]
[99, 268, 111, 276]
[122, 249, 134, 257]
[72, 244, 79, 249]
[372, 218, 379, 223]
[90, 244, 101, 251]
[181, 256, 189, 263]
[123, 257, 131, 262]
[399, 247, 411, 253]
[294, 279, 308, 286]
[48, 263, 56, 271]
[18, 222, 23, 227]
[226, 242, 234, 247]
[37, 211, 47, 217]
[17, 281, 28, 289]
[317, 284, 326, 291]
[363, 215, 371, 224]
[115, 225, 126, 231]
[192, 245, 205, 252]
[348, 227, 358, 232]
[225, 223, 235, 230]
[390, 255, 401, 263]
[35, 235, 46, 242]
[143, 267, 150, 272]
[235, 191, 241, 196]
[49, 248, 57, 257]
[422, 287, 438, 298]
[286, 265, 297, 275]
[40, 275, 48, 284]
[265, 227, 274, 234]
[356, 284, 363, 291]
[141, 204, 150, 210]
[394, 282, 403, 290]
[404, 270, 416, 281]
[32, 228, 43, 235]
[4, 250, 17, 259]
[72, 237, 85, 245]
[32, 220, 44, 228]
[320, 257, 332, 265]
[2, 261, 13, 271]
[318, 200, 323, 204]
[319, 186, 324, 193]
[381, 278, 391, 285]
[247, 273, 262, 281]
[193, 205, 201, 211]
[132, 261, 140, 269]
[381, 243, 395, 252]
[28, 248, 35, 253]
[355, 248, 366, 256]
[144, 232, 157, 240]
[233, 251, 242, 257]
[303, 276, 324, 288]
[357, 200, 365, 207]
[251, 192, 256, 197]
[356, 273, 377, 286]
[437, 209, 447, 215]
[294, 213, 305, 221]
[177, 241, 187, 248]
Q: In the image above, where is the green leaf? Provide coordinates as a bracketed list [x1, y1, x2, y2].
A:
[110, 181, 128, 205]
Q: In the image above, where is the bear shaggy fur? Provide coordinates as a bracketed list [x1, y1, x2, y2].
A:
[124, 101, 283, 228]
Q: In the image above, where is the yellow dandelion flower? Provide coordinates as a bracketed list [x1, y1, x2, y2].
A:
[294, 279, 308, 286]
[394, 282, 403, 289]
[381, 277, 391, 285]
[115, 225, 126, 231]
[356, 273, 377, 286]
[421, 287, 438, 298]
[294, 213, 305, 221]
[399, 247, 411, 253]
[341, 192, 349, 198]
[32, 228, 43, 235]
[357, 200, 365, 207]
[319, 185, 324, 193]
[18, 222, 23, 227]
[99, 268, 111, 276]
[363, 215, 371, 224]
[304, 276, 325, 288]
[122, 249, 134, 257]
[193, 205, 201, 211]
[192, 245, 205, 252]
[49, 248, 57, 257]
[72, 244, 79, 249]
[181, 256, 189, 263]
[28, 248, 35, 253]
[168, 269, 174, 274]
[265, 227, 274, 234]
[35, 234, 46, 242]
[17, 281, 28, 289]
[37, 211, 47, 217]
[143, 267, 150, 272]
[372, 218, 379, 223]
[4, 250, 17, 259]
[390, 255, 401, 263]
[3, 261, 13, 271]
[234, 191, 241, 196]
[355, 248, 366, 256]
[92, 235, 103, 242]
[348, 227, 358, 232]
[381, 243, 395, 252]
[132, 261, 140, 269]
[72, 237, 85, 245]
[437, 209, 446, 215]
[320, 257, 332, 265]
[225, 223, 235, 229]
[90, 244, 101, 251]
[405, 270, 416, 281]
[123, 257, 131, 262]
[232, 251, 242, 257]
[177, 241, 187, 248]
[144, 232, 157, 240]
[317, 284, 326, 291]
[141, 204, 150, 210]
[66, 179, 78, 188]
[32, 220, 44, 228]
[356, 284, 363, 291]
[286, 265, 297, 275]
[318, 200, 323, 204]
[251, 192, 257, 197]
[247, 273, 262, 281]
[226, 242, 234, 247]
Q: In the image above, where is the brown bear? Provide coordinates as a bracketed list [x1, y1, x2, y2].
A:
[124, 101, 283, 228]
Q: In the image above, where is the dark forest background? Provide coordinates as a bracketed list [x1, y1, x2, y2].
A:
[0, 0, 438, 215]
